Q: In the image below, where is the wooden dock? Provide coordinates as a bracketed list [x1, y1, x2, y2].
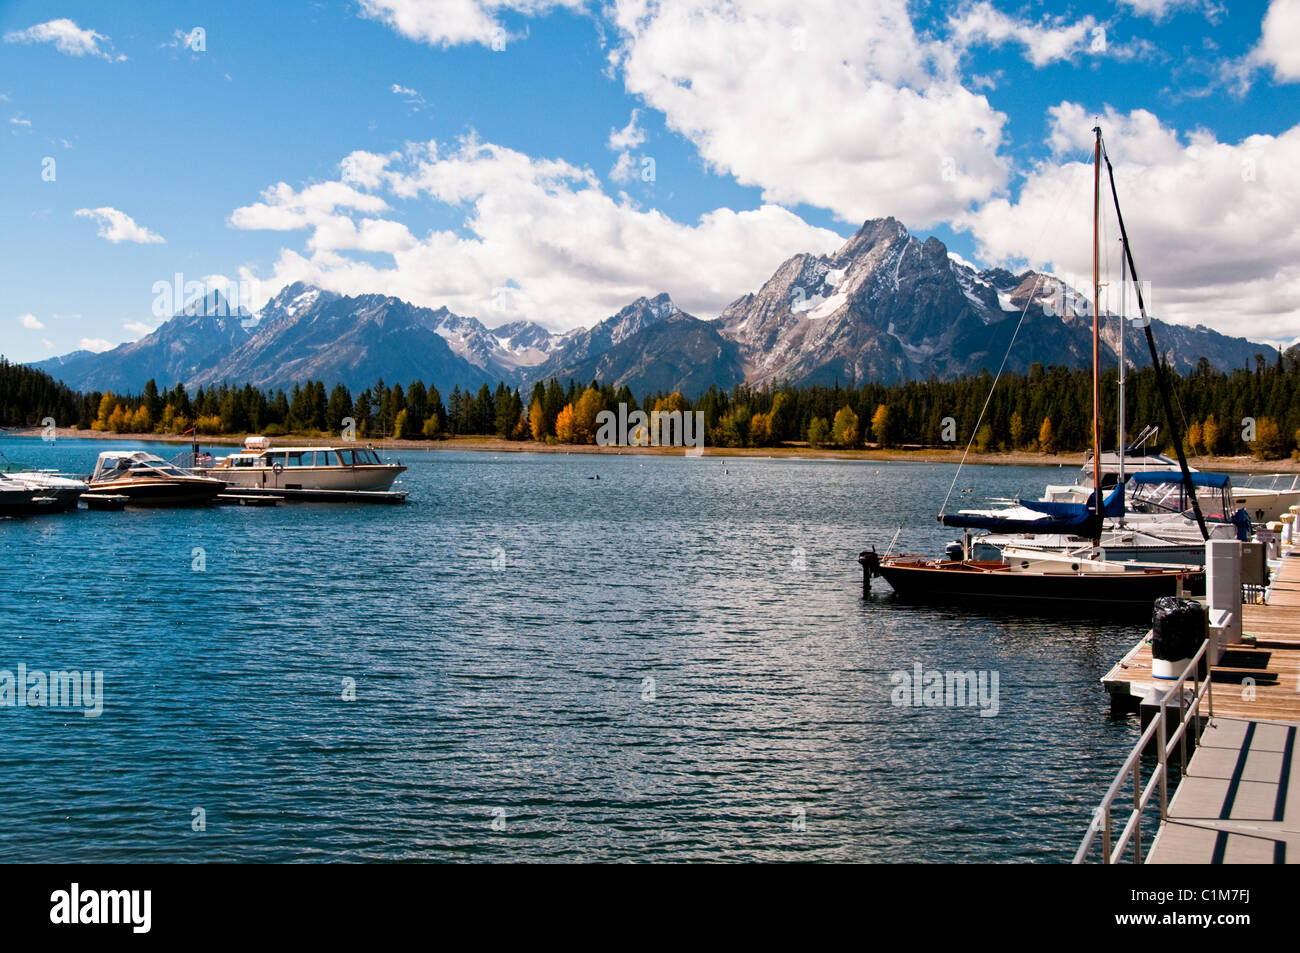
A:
[212, 486, 407, 504]
[1098, 550, 1300, 863]
[1102, 557, 1300, 723]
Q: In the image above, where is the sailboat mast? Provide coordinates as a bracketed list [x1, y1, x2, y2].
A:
[1119, 243, 1127, 486]
[1099, 140, 1210, 540]
[1091, 127, 1103, 543]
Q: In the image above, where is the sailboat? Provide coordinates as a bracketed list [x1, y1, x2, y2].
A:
[860, 127, 1204, 615]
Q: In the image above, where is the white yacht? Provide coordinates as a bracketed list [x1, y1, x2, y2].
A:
[198, 436, 405, 492]
[0, 470, 87, 514]
[968, 471, 1249, 566]
[1046, 445, 1300, 524]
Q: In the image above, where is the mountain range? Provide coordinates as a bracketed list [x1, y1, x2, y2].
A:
[32, 218, 1271, 398]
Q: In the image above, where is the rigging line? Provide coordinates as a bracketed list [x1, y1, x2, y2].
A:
[938, 139, 1098, 519]
[939, 278, 1039, 519]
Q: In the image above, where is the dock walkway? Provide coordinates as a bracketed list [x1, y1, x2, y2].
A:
[1099, 550, 1300, 863]
[1147, 716, 1297, 863]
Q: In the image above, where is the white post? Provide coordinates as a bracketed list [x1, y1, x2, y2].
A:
[1264, 523, 1282, 560]
[1206, 538, 1242, 665]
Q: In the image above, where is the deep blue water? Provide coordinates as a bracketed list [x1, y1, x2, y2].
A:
[0, 437, 1143, 862]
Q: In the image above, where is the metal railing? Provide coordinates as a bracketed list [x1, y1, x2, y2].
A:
[1073, 638, 1215, 863]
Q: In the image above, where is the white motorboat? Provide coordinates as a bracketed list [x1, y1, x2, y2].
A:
[1046, 445, 1300, 524]
[197, 436, 405, 492]
[969, 471, 1249, 565]
[0, 454, 87, 513]
[88, 451, 225, 507]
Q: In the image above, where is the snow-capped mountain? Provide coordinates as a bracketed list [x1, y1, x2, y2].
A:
[712, 217, 1266, 387]
[32, 290, 255, 395]
[32, 222, 1272, 398]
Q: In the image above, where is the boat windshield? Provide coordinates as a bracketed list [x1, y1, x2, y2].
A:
[337, 449, 382, 465]
[1129, 478, 1232, 520]
[92, 452, 193, 481]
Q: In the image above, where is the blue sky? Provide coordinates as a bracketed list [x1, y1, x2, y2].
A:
[3, 0, 1298, 364]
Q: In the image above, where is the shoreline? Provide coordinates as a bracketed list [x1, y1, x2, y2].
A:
[6, 426, 1300, 472]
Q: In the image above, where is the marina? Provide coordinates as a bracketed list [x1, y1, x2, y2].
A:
[1075, 534, 1300, 864]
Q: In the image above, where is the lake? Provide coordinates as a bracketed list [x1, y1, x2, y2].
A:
[0, 436, 1141, 862]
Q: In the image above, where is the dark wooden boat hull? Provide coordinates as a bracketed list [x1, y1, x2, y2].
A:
[871, 557, 1203, 615]
[87, 478, 224, 507]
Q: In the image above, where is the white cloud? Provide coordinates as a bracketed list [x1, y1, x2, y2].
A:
[227, 181, 390, 234]
[231, 136, 844, 329]
[124, 319, 164, 336]
[74, 207, 166, 244]
[4, 19, 123, 61]
[391, 83, 427, 110]
[963, 103, 1300, 341]
[948, 3, 1159, 67]
[607, 109, 646, 182]
[79, 338, 113, 353]
[41, 339, 54, 350]
[948, 3, 1100, 68]
[607, 109, 645, 151]
[607, 0, 1009, 227]
[19, 313, 44, 330]
[9, 113, 31, 129]
[1255, 0, 1300, 81]
[609, 150, 638, 183]
[1117, 0, 1222, 22]
[163, 28, 204, 50]
[358, 0, 581, 48]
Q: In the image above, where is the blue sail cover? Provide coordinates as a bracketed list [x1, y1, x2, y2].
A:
[941, 483, 1124, 534]
[1128, 471, 1230, 488]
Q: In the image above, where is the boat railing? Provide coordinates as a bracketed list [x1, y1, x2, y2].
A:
[1072, 637, 1214, 863]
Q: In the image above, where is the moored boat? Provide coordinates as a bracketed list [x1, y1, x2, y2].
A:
[968, 471, 1251, 566]
[195, 436, 405, 493]
[88, 451, 225, 506]
[861, 548, 1202, 613]
[0, 452, 87, 513]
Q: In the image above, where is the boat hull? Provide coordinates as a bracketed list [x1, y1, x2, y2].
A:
[87, 477, 225, 507]
[199, 464, 403, 493]
[1232, 488, 1300, 524]
[0, 489, 81, 515]
[872, 557, 1203, 615]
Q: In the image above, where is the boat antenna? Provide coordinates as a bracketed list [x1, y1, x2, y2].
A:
[1098, 135, 1209, 540]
